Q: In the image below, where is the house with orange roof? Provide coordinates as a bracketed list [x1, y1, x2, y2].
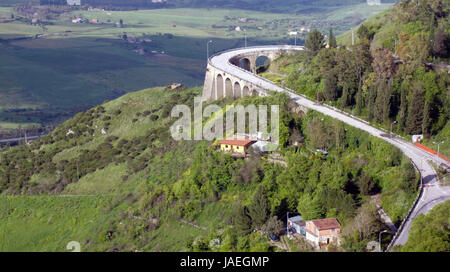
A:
[305, 218, 341, 248]
[218, 139, 256, 155]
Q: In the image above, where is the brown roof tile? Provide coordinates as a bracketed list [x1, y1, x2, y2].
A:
[311, 218, 340, 230]
[219, 139, 256, 147]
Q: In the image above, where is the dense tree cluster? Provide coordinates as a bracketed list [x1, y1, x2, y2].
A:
[286, 0, 449, 138]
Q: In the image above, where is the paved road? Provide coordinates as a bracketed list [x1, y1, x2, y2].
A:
[0, 135, 42, 144]
[209, 45, 450, 248]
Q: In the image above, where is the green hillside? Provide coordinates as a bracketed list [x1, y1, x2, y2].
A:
[0, 86, 420, 251]
[399, 200, 450, 252]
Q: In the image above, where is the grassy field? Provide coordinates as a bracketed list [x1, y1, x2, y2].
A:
[0, 194, 209, 252]
[0, 195, 112, 252]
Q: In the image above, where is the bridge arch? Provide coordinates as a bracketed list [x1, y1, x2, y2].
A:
[256, 55, 270, 73]
[239, 58, 251, 72]
[225, 78, 233, 97]
[242, 86, 250, 97]
[216, 74, 224, 99]
[225, 78, 233, 98]
[233, 82, 242, 98]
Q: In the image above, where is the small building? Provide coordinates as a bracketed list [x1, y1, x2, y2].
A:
[219, 139, 256, 155]
[67, 0, 81, 5]
[305, 218, 341, 248]
[239, 18, 248, 23]
[412, 134, 423, 143]
[249, 140, 277, 154]
[288, 215, 305, 236]
[168, 83, 183, 90]
[72, 17, 82, 23]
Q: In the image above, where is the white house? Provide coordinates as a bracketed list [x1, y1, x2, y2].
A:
[287, 215, 305, 236]
[305, 218, 341, 248]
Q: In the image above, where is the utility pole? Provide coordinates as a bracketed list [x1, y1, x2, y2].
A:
[379, 230, 388, 252]
[352, 28, 355, 46]
[244, 29, 247, 48]
[286, 212, 289, 237]
[394, 39, 397, 55]
[206, 40, 213, 61]
[76, 157, 79, 182]
[433, 140, 444, 159]
[390, 121, 397, 139]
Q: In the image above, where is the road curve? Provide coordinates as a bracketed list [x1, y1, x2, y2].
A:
[208, 45, 450, 249]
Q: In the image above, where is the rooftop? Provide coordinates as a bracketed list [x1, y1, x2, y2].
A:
[219, 139, 256, 147]
[288, 215, 304, 222]
[311, 218, 340, 230]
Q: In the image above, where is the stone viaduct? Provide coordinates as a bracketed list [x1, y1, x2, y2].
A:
[201, 46, 304, 102]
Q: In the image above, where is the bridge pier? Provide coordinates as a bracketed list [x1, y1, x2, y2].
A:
[202, 63, 267, 102]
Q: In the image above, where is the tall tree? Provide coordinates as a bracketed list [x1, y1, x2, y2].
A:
[335, 49, 360, 106]
[357, 24, 373, 40]
[397, 81, 409, 131]
[422, 101, 432, 138]
[329, 27, 337, 48]
[432, 26, 449, 58]
[406, 81, 425, 135]
[232, 203, 252, 235]
[248, 185, 271, 229]
[340, 86, 350, 108]
[305, 29, 325, 53]
[324, 72, 338, 101]
[373, 80, 392, 123]
[261, 216, 284, 236]
[372, 48, 396, 81]
[366, 85, 377, 122]
[355, 89, 363, 116]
